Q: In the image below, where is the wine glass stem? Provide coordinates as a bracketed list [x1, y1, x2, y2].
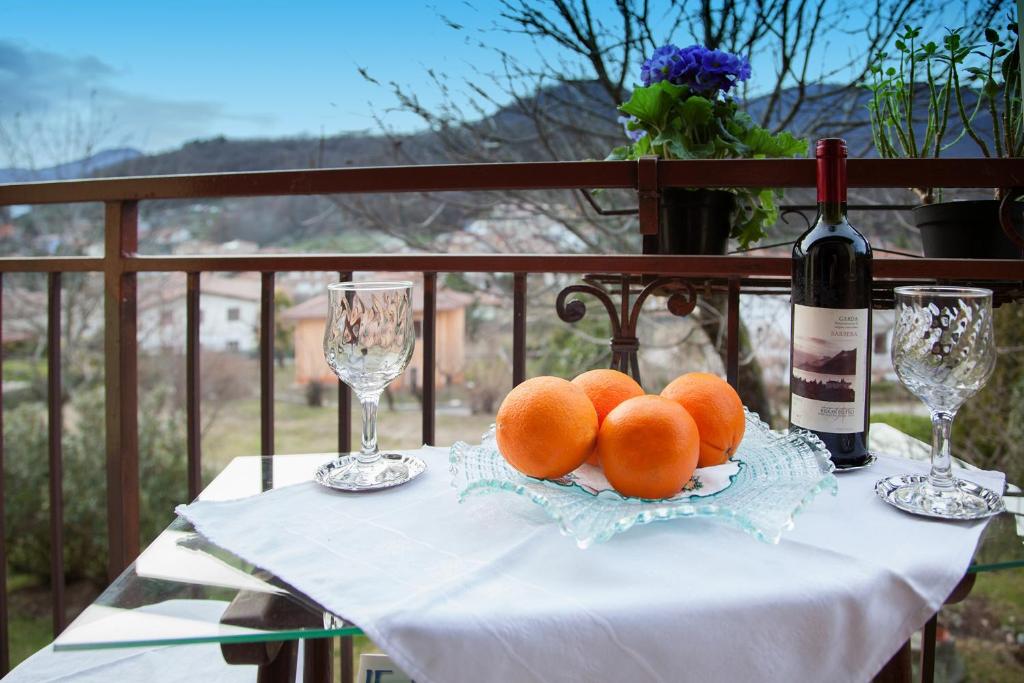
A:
[928, 410, 956, 491]
[358, 392, 383, 464]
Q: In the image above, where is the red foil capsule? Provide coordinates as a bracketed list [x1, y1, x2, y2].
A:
[816, 138, 847, 204]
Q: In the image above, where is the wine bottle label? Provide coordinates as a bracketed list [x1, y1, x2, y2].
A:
[790, 304, 868, 434]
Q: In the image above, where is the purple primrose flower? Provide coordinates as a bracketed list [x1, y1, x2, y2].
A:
[640, 44, 751, 96]
[618, 115, 647, 142]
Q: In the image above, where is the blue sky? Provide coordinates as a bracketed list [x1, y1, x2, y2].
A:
[0, 1, 1001, 165]
[0, 1, 548, 162]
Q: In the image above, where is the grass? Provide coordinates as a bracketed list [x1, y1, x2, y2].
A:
[203, 398, 496, 469]
[1, 357, 44, 384]
[871, 411, 932, 443]
[9, 613, 52, 670]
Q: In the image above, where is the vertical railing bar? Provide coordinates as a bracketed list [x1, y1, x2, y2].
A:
[340, 634, 354, 683]
[512, 273, 526, 387]
[0, 272, 9, 676]
[422, 273, 437, 446]
[304, 637, 332, 682]
[186, 273, 201, 500]
[921, 615, 937, 683]
[726, 278, 740, 389]
[337, 272, 352, 454]
[260, 272, 275, 490]
[47, 272, 66, 634]
[104, 200, 140, 581]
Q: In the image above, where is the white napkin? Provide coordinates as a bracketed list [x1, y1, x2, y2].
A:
[176, 449, 1003, 683]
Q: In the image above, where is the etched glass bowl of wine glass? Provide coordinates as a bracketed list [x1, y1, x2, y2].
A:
[317, 281, 425, 491]
[875, 286, 1004, 519]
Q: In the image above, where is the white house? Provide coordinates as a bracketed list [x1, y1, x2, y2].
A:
[138, 274, 261, 352]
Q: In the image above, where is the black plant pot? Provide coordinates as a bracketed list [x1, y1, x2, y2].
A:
[657, 188, 736, 255]
[913, 200, 1024, 259]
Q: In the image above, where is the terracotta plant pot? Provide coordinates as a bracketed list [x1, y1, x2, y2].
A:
[657, 188, 736, 255]
[912, 199, 1024, 259]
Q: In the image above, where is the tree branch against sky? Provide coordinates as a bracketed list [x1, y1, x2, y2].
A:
[365, 0, 1012, 153]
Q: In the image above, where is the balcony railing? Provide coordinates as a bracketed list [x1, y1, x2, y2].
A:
[0, 158, 1022, 675]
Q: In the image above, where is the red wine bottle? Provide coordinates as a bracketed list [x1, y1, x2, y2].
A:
[790, 138, 873, 469]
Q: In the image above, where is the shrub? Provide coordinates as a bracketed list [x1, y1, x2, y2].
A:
[4, 386, 190, 585]
[956, 302, 1024, 485]
[305, 380, 325, 407]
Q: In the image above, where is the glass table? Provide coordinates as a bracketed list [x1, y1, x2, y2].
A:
[51, 450, 1024, 683]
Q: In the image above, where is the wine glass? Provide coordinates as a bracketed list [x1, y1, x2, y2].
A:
[318, 281, 425, 491]
[875, 286, 1004, 519]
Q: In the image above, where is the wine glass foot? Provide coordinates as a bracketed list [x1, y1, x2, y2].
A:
[314, 453, 427, 492]
[875, 474, 1004, 520]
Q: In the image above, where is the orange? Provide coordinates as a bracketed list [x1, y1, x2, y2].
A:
[661, 372, 746, 468]
[596, 395, 699, 499]
[571, 369, 644, 466]
[495, 376, 598, 479]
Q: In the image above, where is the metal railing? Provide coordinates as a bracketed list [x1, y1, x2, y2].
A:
[0, 158, 1022, 677]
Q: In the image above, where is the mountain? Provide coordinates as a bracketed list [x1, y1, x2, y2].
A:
[1, 80, 1000, 184]
[0, 148, 143, 183]
[795, 348, 858, 375]
[818, 349, 858, 375]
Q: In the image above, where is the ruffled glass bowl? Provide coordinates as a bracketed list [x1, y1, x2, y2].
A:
[449, 410, 837, 548]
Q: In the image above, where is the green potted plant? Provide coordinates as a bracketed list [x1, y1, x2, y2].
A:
[866, 21, 1022, 258]
[608, 44, 807, 254]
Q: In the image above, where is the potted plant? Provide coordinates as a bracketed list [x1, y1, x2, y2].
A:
[866, 22, 1022, 258]
[608, 44, 807, 253]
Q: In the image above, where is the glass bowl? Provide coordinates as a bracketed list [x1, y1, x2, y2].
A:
[449, 410, 837, 548]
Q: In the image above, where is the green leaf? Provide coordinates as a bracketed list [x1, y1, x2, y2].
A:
[985, 28, 999, 44]
[605, 146, 631, 161]
[679, 95, 714, 127]
[665, 139, 696, 159]
[742, 126, 808, 159]
[633, 134, 651, 157]
[617, 81, 684, 129]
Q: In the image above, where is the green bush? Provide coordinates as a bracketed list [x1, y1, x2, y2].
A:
[957, 303, 1024, 485]
[3, 387, 190, 585]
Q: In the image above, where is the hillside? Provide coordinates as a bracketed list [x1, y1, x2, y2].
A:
[0, 147, 142, 183]
[90, 82, 996, 179]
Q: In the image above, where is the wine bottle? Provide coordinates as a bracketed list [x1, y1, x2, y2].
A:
[790, 138, 873, 469]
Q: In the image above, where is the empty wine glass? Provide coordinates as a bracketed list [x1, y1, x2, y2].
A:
[875, 286, 1004, 519]
[318, 281, 425, 491]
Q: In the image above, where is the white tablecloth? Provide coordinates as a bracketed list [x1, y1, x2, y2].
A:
[177, 448, 1003, 683]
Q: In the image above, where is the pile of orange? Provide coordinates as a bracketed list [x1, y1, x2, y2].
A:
[495, 369, 745, 499]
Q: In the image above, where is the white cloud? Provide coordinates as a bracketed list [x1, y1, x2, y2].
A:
[0, 40, 274, 165]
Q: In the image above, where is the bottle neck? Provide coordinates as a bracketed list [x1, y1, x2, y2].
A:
[817, 200, 847, 224]
[816, 151, 847, 224]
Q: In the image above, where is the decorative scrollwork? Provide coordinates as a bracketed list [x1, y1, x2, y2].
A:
[629, 278, 697, 332]
[780, 208, 812, 231]
[555, 282, 622, 336]
[555, 275, 700, 388]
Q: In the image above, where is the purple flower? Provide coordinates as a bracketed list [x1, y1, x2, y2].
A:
[639, 44, 751, 96]
[641, 44, 684, 86]
[618, 115, 647, 142]
[694, 49, 751, 94]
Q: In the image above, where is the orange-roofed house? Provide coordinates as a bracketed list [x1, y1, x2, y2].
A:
[282, 275, 472, 391]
